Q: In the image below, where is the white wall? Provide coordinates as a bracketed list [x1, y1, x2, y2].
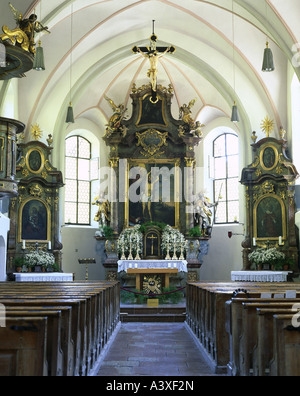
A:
[200, 224, 245, 281]
[0, 213, 10, 282]
[61, 226, 107, 281]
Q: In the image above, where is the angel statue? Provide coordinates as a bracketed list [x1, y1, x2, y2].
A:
[92, 192, 110, 228]
[194, 192, 216, 235]
[179, 99, 197, 129]
[0, 3, 50, 54]
[104, 95, 128, 136]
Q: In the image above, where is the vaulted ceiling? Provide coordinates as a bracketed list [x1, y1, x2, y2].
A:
[1, 0, 300, 155]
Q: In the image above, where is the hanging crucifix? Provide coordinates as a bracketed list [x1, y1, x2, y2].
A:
[132, 20, 176, 103]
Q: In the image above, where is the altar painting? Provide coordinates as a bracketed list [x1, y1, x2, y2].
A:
[126, 160, 180, 228]
[254, 195, 286, 240]
[19, 198, 51, 242]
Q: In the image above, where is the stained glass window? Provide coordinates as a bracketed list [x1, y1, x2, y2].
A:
[65, 136, 91, 225]
[213, 133, 239, 224]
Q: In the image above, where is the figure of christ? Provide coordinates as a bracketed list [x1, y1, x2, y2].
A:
[140, 170, 160, 222]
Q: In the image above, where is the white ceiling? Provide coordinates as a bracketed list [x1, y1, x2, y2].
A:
[1, 0, 300, 149]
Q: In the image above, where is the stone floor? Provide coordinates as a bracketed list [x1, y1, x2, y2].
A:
[96, 322, 223, 377]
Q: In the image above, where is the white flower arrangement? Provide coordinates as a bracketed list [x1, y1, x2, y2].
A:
[248, 247, 285, 266]
[118, 225, 143, 256]
[161, 225, 187, 256]
[25, 251, 55, 269]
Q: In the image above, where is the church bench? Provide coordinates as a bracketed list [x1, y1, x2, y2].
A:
[6, 305, 74, 376]
[225, 298, 300, 376]
[269, 314, 300, 376]
[186, 282, 300, 373]
[0, 297, 82, 376]
[254, 307, 297, 376]
[0, 281, 120, 376]
[0, 317, 48, 376]
[5, 309, 64, 376]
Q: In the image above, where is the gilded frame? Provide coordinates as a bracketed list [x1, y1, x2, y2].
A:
[25, 147, 45, 174]
[18, 197, 51, 243]
[253, 193, 286, 241]
[124, 158, 181, 229]
[135, 93, 168, 127]
[259, 144, 279, 171]
[0, 137, 4, 172]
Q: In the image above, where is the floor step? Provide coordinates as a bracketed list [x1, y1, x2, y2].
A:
[120, 305, 186, 322]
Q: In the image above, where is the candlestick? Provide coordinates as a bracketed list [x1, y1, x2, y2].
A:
[48, 241, 51, 250]
[253, 237, 256, 247]
[22, 240, 26, 250]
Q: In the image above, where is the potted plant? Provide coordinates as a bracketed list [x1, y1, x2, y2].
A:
[24, 251, 56, 273]
[14, 257, 25, 273]
[248, 247, 285, 270]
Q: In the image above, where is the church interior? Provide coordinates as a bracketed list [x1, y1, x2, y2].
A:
[0, 0, 300, 377]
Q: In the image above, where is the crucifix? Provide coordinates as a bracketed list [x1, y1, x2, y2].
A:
[147, 233, 158, 256]
[132, 20, 176, 102]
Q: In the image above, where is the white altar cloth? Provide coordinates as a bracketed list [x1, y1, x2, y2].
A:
[14, 273, 74, 282]
[231, 271, 291, 283]
[118, 260, 188, 273]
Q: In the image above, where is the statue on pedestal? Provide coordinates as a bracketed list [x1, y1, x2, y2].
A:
[93, 192, 110, 228]
[194, 192, 216, 235]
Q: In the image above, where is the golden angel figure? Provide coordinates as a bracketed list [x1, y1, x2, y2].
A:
[92, 193, 110, 227]
[104, 95, 127, 134]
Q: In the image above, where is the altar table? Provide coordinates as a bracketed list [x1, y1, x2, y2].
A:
[14, 273, 74, 282]
[231, 271, 291, 283]
[118, 260, 187, 290]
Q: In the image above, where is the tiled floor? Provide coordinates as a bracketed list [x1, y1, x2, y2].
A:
[96, 323, 222, 376]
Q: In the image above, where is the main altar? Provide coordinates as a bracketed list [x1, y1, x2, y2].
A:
[95, 81, 211, 292]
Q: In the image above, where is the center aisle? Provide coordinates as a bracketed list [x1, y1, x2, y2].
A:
[96, 323, 224, 377]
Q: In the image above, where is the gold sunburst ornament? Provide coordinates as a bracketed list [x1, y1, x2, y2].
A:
[261, 116, 275, 138]
[31, 123, 43, 141]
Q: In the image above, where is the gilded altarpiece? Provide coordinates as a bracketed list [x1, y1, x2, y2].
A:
[241, 136, 299, 273]
[7, 139, 64, 271]
[102, 84, 208, 278]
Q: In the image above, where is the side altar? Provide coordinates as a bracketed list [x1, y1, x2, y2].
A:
[95, 82, 212, 289]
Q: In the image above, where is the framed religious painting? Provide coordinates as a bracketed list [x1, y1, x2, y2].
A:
[25, 147, 45, 174]
[124, 159, 181, 228]
[259, 144, 279, 171]
[253, 194, 286, 241]
[136, 93, 168, 127]
[18, 198, 51, 242]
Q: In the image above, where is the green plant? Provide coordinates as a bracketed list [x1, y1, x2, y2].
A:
[101, 225, 114, 240]
[248, 247, 285, 267]
[188, 226, 202, 237]
[14, 257, 25, 268]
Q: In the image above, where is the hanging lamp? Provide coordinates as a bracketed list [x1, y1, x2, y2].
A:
[33, 40, 45, 70]
[33, 2, 45, 71]
[231, 101, 240, 122]
[66, 4, 75, 124]
[262, 41, 275, 72]
[231, 1, 239, 123]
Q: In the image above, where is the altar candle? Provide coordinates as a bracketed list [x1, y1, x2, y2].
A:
[279, 236, 282, 245]
[253, 237, 256, 247]
[48, 241, 52, 250]
[22, 240, 26, 250]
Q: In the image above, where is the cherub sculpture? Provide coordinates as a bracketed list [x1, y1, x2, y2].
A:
[0, 3, 50, 54]
[104, 95, 128, 136]
[179, 99, 197, 129]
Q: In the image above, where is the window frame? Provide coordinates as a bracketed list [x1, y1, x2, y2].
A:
[212, 132, 239, 225]
[65, 135, 92, 226]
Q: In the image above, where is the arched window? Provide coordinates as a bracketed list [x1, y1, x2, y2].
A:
[65, 136, 91, 225]
[212, 133, 239, 224]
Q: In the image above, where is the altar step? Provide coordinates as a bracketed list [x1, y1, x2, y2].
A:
[120, 306, 186, 323]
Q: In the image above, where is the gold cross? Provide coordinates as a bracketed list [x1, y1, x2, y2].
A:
[147, 234, 158, 255]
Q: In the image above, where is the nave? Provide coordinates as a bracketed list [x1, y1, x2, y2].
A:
[96, 322, 221, 377]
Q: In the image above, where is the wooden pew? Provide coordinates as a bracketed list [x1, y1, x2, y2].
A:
[270, 314, 300, 376]
[186, 281, 300, 374]
[0, 317, 48, 376]
[0, 280, 120, 376]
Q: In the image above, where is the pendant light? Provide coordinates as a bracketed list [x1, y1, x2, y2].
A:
[231, 1, 240, 123]
[33, 3, 45, 71]
[262, 2, 275, 72]
[66, 4, 75, 123]
[262, 41, 275, 72]
[33, 40, 45, 70]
